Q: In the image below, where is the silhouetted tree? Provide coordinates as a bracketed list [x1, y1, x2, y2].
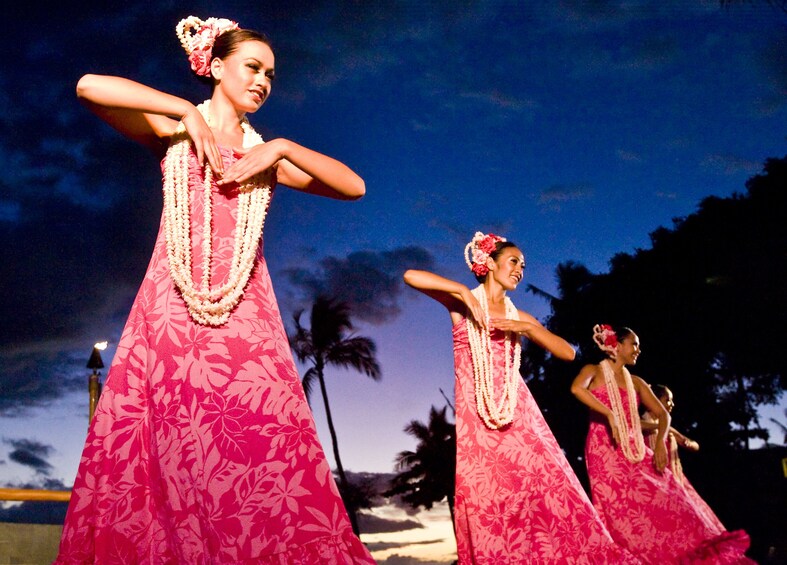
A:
[523, 157, 787, 561]
[289, 296, 381, 535]
[536, 156, 786, 453]
[386, 405, 457, 526]
[335, 472, 378, 526]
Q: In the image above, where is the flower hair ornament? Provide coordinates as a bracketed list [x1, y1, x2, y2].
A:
[177, 16, 239, 77]
[593, 324, 618, 358]
[464, 231, 506, 276]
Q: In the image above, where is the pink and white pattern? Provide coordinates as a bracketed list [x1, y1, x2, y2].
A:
[586, 386, 753, 564]
[452, 321, 636, 564]
[55, 146, 374, 564]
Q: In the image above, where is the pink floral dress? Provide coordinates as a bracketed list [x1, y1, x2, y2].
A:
[642, 414, 726, 532]
[585, 386, 753, 564]
[452, 321, 636, 564]
[55, 147, 374, 564]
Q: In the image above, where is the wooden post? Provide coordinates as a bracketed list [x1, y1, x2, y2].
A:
[88, 369, 101, 423]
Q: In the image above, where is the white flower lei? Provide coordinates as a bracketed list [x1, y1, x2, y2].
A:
[163, 99, 272, 326]
[644, 412, 683, 480]
[466, 285, 522, 430]
[600, 359, 646, 463]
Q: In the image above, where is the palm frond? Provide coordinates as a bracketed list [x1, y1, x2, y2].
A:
[301, 367, 319, 402]
[288, 310, 314, 362]
[326, 337, 381, 380]
[310, 296, 354, 350]
[526, 283, 558, 305]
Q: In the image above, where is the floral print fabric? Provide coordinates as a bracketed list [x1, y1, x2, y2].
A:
[452, 321, 636, 564]
[55, 147, 374, 564]
[586, 386, 753, 564]
[643, 417, 727, 533]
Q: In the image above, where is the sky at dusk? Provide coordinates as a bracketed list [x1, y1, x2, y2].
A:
[1, 1, 785, 562]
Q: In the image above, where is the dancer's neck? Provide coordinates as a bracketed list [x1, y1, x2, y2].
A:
[483, 280, 507, 304]
[208, 95, 245, 136]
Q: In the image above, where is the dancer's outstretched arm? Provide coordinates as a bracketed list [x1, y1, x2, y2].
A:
[403, 270, 485, 327]
[78, 75, 364, 200]
[76, 74, 222, 171]
[671, 429, 700, 451]
[221, 141, 366, 200]
[490, 312, 575, 361]
[641, 419, 700, 451]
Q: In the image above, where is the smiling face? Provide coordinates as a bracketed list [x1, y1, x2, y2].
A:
[211, 40, 275, 114]
[616, 332, 641, 366]
[658, 387, 674, 413]
[488, 246, 525, 291]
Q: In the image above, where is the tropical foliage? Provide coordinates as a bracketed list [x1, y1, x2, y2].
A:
[386, 405, 457, 525]
[289, 296, 381, 534]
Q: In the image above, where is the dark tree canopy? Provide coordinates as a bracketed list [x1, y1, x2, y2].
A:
[524, 157, 787, 560]
[528, 155, 786, 464]
[386, 405, 457, 523]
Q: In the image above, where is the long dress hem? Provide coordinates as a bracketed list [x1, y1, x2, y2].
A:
[452, 320, 637, 564]
[54, 145, 374, 564]
[585, 382, 753, 565]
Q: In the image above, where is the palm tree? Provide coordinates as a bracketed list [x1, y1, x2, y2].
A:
[289, 295, 381, 535]
[385, 405, 457, 527]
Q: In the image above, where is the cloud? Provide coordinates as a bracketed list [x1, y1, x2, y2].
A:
[0, 500, 69, 525]
[550, 0, 713, 30]
[536, 184, 594, 211]
[0, 478, 69, 525]
[616, 149, 644, 163]
[0, 338, 103, 415]
[4, 439, 55, 475]
[458, 90, 539, 114]
[566, 34, 680, 79]
[620, 34, 679, 72]
[358, 512, 424, 534]
[284, 246, 434, 324]
[755, 34, 787, 115]
[374, 550, 451, 565]
[0, 264, 132, 414]
[701, 154, 762, 176]
[0, 6, 168, 411]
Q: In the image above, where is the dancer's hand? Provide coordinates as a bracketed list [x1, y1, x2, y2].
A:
[182, 107, 224, 176]
[489, 318, 517, 333]
[653, 442, 668, 473]
[682, 437, 700, 451]
[460, 287, 486, 329]
[217, 140, 283, 186]
[489, 318, 539, 335]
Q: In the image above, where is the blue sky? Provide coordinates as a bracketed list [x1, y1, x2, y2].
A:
[1, 2, 785, 560]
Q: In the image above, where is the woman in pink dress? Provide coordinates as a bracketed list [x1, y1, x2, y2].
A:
[571, 325, 753, 564]
[404, 232, 637, 564]
[642, 384, 728, 533]
[55, 16, 374, 564]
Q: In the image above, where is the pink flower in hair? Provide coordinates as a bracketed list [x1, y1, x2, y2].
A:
[592, 324, 618, 356]
[478, 233, 502, 254]
[464, 231, 507, 277]
[177, 16, 239, 77]
[471, 262, 489, 276]
[189, 51, 212, 77]
[600, 325, 618, 348]
[472, 248, 487, 264]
